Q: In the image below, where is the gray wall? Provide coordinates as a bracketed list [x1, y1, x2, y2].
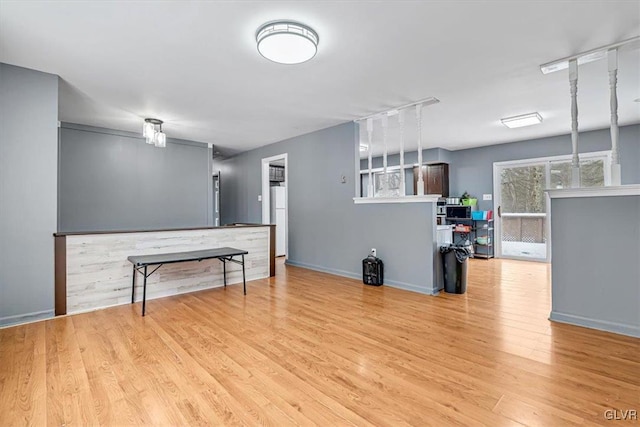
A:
[550, 195, 640, 337]
[0, 63, 59, 326]
[449, 125, 640, 210]
[219, 122, 437, 294]
[59, 123, 212, 232]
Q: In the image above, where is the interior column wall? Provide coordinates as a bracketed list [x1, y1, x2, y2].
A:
[0, 63, 59, 326]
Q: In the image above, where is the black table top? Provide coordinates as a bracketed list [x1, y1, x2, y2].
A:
[127, 247, 248, 266]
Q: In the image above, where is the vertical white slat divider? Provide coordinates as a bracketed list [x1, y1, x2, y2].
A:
[381, 115, 389, 195]
[398, 109, 406, 196]
[569, 59, 581, 188]
[367, 118, 374, 197]
[608, 49, 621, 186]
[416, 104, 424, 195]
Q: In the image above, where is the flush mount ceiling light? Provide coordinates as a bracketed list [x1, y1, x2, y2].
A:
[359, 144, 369, 151]
[142, 118, 166, 148]
[256, 21, 319, 64]
[501, 112, 543, 129]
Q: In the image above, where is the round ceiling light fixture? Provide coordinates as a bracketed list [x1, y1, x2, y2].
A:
[256, 21, 319, 64]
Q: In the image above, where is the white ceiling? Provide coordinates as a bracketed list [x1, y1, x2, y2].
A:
[1, 1, 639, 155]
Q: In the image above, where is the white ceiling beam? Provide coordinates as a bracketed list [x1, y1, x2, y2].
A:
[540, 36, 639, 74]
[355, 97, 440, 122]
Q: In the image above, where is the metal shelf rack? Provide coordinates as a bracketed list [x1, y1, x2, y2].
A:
[445, 217, 495, 259]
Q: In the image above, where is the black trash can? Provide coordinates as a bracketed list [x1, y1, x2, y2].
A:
[440, 244, 473, 294]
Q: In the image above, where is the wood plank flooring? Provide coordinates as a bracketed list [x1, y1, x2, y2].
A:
[1, 258, 638, 426]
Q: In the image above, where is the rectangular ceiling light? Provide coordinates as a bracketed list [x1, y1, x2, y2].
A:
[501, 112, 543, 129]
[359, 144, 368, 151]
[540, 36, 640, 74]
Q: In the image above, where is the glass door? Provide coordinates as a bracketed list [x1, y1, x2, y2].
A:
[494, 151, 611, 262]
[495, 162, 549, 261]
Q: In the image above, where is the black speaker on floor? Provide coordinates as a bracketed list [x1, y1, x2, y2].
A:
[362, 255, 383, 286]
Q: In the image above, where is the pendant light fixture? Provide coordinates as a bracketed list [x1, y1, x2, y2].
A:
[256, 21, 319, 64]
[142, 118, 166, 148]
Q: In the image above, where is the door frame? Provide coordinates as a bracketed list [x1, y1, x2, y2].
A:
[493, 150, 611, 262]
[261, 153, 288, 257]
[212, 173, 220, 227]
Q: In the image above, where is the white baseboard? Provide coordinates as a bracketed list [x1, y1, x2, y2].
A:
[285, 259, 360, 280]
[385, 281, 439, 296]
[284, 259, 438, 296]
[549, 311, 640, 338]
[0, 309, 54, 328]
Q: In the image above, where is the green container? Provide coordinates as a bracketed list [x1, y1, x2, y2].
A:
[461, 198, 477, 206]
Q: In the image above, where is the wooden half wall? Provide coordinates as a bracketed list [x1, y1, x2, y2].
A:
[54, 224, 276, 315]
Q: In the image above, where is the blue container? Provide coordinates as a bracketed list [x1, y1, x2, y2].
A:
[471, 211, 484, 220]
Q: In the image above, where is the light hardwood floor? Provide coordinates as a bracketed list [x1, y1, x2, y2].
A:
[1, 259, 638, 426]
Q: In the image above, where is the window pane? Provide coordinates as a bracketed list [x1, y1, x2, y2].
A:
[500, 165, 546, 213]
[550, 159, 605, 189]
[550, 162, 572, 189]
[580, 159, 604, 187]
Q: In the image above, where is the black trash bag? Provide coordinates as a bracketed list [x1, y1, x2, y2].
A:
[453, 245, 473, 263]
[440, 244, 473, 262]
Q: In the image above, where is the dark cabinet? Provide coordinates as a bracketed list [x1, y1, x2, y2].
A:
[413, 163, 449, 196]
[269, 165, 285, 182]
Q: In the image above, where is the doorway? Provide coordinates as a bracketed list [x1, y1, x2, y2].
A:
[494, 161, 548, 261]
[261, 154, 288, 258]
[212, 173, 220, 227]
[493, 151, 611, 262]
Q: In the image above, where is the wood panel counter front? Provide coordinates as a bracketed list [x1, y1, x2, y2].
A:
[54, 224, 276, 315]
